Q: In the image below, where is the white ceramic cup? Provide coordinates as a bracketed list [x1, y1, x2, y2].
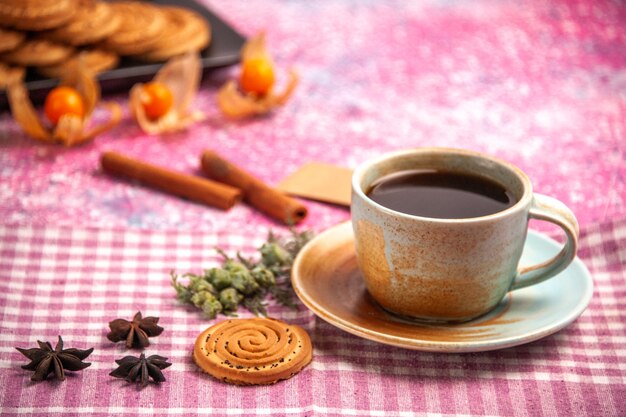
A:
[351, 147, 579, 323]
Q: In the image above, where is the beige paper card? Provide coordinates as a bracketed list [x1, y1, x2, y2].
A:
[276, 162, 352, 206]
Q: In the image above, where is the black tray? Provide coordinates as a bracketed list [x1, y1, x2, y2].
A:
[0, 0, 245, 110]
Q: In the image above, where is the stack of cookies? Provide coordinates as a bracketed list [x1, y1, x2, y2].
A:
[0, 0, 211, 81]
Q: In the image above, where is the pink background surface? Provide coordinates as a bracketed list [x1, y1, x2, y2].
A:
[1, 1, 626, 416]
[1, 0, 625, 233]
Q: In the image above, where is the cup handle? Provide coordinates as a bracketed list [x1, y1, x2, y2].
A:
[510, 193, 579, 291]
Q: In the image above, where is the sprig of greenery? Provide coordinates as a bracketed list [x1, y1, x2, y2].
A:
[171, 228, 313, 319]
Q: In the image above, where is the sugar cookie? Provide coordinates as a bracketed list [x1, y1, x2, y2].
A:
[98, 2, 166, 56]
[193, 318, 313, 385]
[46, 0, 121, 46]
[0, 0, 78, 31]
[138, 6, 211, 62]
[1, 38, 74, 67]
[37, 49, 119, 78]
[0, 27, 25, 53]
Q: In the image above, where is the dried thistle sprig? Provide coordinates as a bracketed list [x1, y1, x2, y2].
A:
[172, 228, 313, 318]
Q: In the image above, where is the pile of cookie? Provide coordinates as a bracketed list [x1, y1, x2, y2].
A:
[0, 0, 211, 79]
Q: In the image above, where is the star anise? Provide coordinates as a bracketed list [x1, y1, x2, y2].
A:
[107, 311, 164, 349]
[110, 353, 171, 387]
[16, 336, 93, 381]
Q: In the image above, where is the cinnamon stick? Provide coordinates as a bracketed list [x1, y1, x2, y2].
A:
[101, 151, 243, 210]
[201, 150, 308, 224]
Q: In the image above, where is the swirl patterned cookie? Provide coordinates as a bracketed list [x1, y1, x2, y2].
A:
[37, 49, 119, 78]
[45, 0, 121, 46]
[0, 0, 78, 31]
[0, 27, 25, 54]
[98, 2, 166, 56]
[0, 38, 74, 67]
[137, 6, 211, 62]
[193, 317, 313, 385]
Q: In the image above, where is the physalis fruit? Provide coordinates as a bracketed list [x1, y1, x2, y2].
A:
[130, 53, 204, 134]
[6, 56, 121, 146]
[44, 86, 86, 125]
[140, 82, 174, 120]
[217, 33, 297, 119]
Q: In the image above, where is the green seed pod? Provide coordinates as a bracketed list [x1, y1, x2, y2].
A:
[192, 279, 216, 295]
[190, 291, 207, 307]
[251, 265, 276, 288]
[207, 268, 233, 289]
[260, 242, 291, 267]
[223, 260, 249, 274]
[188, 274, 204, 289]
[201, 294, 223, 318]
[219, 287, 244, 310]
[231, 270, 260, 295]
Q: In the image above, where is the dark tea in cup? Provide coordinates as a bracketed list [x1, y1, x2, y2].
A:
[366, 170, 517, 219]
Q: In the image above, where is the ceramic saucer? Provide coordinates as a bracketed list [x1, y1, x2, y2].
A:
[292, 222, 593, 352]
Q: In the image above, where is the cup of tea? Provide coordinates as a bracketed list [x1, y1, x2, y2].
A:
[351, 147, 579, 323]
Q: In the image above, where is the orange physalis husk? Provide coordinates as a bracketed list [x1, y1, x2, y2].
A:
[6, 57, 122, 147]
[130, 52, 205, 134]
[217, 33, 298, 119]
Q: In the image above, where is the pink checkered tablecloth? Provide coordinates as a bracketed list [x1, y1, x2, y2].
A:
[1, 0, 626, 415]
[0, 218, 624, 417]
